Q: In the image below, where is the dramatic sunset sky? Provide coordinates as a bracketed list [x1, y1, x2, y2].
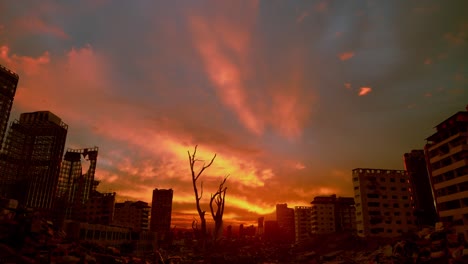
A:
[0, 0, 467, 228]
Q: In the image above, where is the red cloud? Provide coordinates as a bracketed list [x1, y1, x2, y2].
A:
[0, 45, 50, 76]
[15, 16, 69, 39]
[296, 11, 309, 23]
[444, 23, 468, 45]
[358, 87, 372, 96]
[338, 51, 355, 61]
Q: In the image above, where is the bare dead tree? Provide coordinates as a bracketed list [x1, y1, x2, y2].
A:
[210, 176, 228, 244]
[188, 145, 216, 250]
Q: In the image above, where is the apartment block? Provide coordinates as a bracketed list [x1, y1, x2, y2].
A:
[294, 206, 312, 242]
[79, 191, 116, 225]
[352, 168, 417, 237]
[311, 196, 335, 234]
[424, 107, 468, 238]
[114, 201, 150, 232]
[311, 195, 356, 234]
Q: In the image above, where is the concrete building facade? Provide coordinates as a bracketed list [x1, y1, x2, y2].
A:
[353, 168, 417, 237]
[424, 108, 468, 238]
[404, 149, 438, 227]
[79, 191, 116, 225]
[114, 201, 150, 232]
[294, 206, 312, 242]
[311, 195, 356, 234]
[311, 196, 335, 234]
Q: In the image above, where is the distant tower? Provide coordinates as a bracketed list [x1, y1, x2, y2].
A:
[257, 216, 264, 236]
[0, 111, 68, 213]
[0, 64, 18, 149]
[150, 188, 173, 240]
[276, 204, 295, 242]
[404, 150, 437, 226]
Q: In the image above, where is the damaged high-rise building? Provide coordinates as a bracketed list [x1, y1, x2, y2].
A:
[0, 111, 68, 213]
[0, 65, 18, 149]
[54, 147, 99, 223]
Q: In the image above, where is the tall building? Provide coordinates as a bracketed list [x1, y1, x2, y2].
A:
[276, 203, 295, 242]
[310, 194, 355, 235]
[0, 65, 18, 149]
[294, 206, 313, 242]
[424, 107, 468, 238]
[403, 150, 438, 227]
[335, 196, 356, 233]
[257, 216, 264, 236]
[150, 188, 173, 239]
[353, 168, 417, 237]
[311, 195, 336, 234]
[0, 111, 67, 212]
[56, 147, 99, 220]
[114, 201, 150, 232]
[264, 220, 280, 242]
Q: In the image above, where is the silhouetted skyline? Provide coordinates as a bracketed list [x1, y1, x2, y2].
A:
[0, 0, 467, 227]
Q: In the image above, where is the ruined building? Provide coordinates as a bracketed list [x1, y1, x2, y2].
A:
[0, 65, 18, 149]
[114, 200, 150, 232]
[150, 188, 173, 241]
[353, 168, 417, 237]
[0, 111, 68, 213]
[425, 107, 468, 239]
[54, 147, 99, 225]
[311, 194, 356, 235]
[403, 149, 438, 227]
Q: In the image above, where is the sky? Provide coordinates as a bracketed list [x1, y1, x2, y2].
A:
[0, 0, 467, 228]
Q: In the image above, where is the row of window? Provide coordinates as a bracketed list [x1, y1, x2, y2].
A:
[357, 211, 413, 217]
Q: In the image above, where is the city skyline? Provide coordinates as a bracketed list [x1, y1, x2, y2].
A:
[0, 1, 467, 228]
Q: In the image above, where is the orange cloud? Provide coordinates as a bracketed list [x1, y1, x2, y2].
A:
[296, 11, 309, 23]
[444, 23, 468, 45]
[358, 87, 372, 96]
[189, 15, 262, 135]
[15, 16, 69, 39]
[338, 51, 355, 61]
[188, 2, 314, 140]
[0, 45, 50, 76]
[344, 82, 351, 89]
[315, 1, 328, 12]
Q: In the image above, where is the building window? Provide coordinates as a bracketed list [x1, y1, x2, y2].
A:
[390, 178, 395, 182]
